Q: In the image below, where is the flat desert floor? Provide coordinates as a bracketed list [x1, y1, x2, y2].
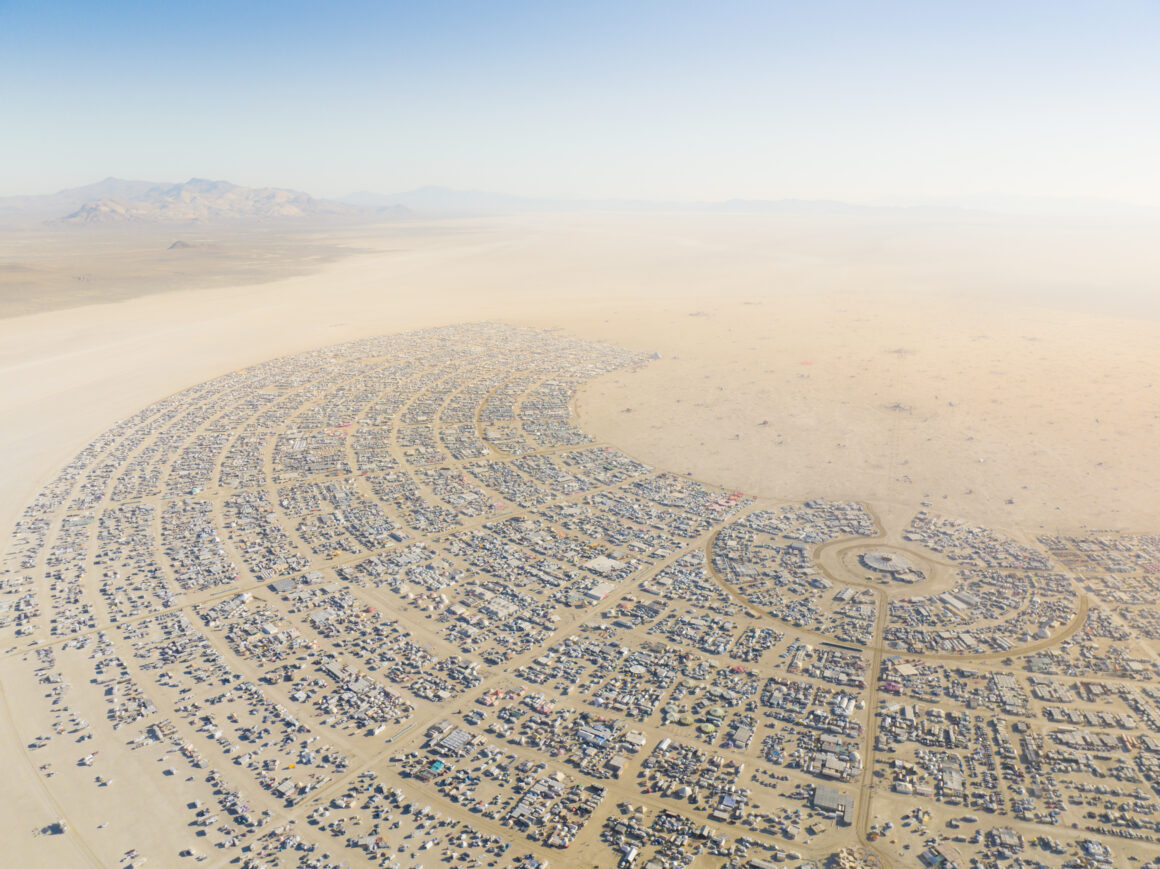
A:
[0, 211, 1158, 866]
[2, 211, 1157, 537]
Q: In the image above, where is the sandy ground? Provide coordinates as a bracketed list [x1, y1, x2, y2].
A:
[574, 292, 1160, 534]
[2, 211, 1157, 540]
[0, 222, 382, 318]
[0, 210, 1158, 864]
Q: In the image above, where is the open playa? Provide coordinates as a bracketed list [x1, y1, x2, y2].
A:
[2, 211, 1158, 538]
[8, 3, 1160, 865]
[1, 211, 1159, 868]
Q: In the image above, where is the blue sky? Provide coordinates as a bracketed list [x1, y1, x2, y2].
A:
[2, 0, 1158, 203]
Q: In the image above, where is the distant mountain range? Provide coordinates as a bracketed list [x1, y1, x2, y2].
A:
[0, 177, 408, 226]
[2, 178, 1154, 226]
[339, 186, 914, 217]
[351, 187, 1160, 219]
[7, 179, 926, 225]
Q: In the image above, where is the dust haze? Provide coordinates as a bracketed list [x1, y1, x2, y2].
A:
[3, 205, 1160, 869]
[3, 209, 1157, 537]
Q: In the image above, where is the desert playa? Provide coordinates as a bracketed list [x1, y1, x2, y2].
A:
[8, 3, 1160, 866]
[2, 211, 1157, 537]
[1, 210, 1160, 869]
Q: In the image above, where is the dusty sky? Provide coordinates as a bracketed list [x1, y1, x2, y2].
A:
[3, 1, 1159, 206]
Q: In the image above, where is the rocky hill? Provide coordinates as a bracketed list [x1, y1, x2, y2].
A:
[59, 178, 362, 224]
[0, 177, 408, 226]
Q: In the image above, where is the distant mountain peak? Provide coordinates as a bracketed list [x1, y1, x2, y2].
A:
[56, 178, 362, 225]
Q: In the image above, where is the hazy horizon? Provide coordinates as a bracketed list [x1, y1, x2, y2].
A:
[12, 174, 1160, 216]
[3, 1, 1160, 205]
[5, 5, 1160, 869]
